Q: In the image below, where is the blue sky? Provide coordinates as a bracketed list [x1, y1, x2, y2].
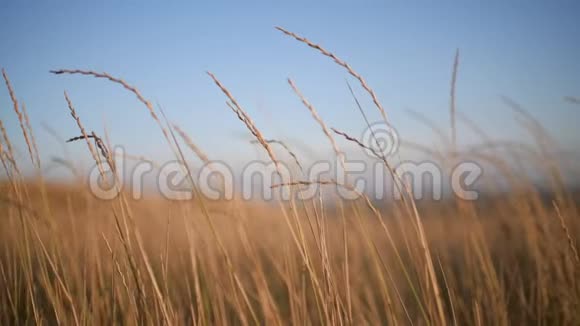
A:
[1, 1, 579, 177]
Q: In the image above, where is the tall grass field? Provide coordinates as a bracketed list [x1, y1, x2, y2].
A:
[1, 27, 579, 325]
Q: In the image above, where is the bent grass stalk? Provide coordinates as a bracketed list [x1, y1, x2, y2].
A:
[287, 78, 344, 170]
[207, 72, 280, 172]
[50, 69, 175, 153]
[276, 27, 390, 127]
[2, 69, 36, 168]
[450, 49, 460, 153]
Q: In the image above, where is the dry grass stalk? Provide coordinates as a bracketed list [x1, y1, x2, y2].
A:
[0, 140, 12, 185]
[331, 127, 381, 159]
[226, 101, 259, 137]
[21, 103, 42, 169]
[271, 180, 383, 222]
[501, 96, 554, 144]
[0, 119, 23, 201]
[21, 104, 41, 169]
[63, 91, 105, 177]
[0, 120, 14, 160]
[49, 69, 173, 147]
[0, 119, 19, 175]
[271, 179, 337, 189]
[207, 71, 280, 171]
[331, 126, 421, 197]
[2, 69, 36, 167]
[553, 201, 580, 264]
[450, 49, 460, 152]
[172, 124, 211, 165]
[66, 133, 110, 162]
[287, 78, 344, 168]
[251, 139, 303, 171]
[345, 80, 390, 157]
[276, 27, 390, 126]
[406, 109, 451, 150]
[456, 111, 492, 143]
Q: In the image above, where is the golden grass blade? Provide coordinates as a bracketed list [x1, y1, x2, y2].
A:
[2, 69, 36, 168]
[21, 104, 40, 169]
[172, 124, 211, 165]
[0, 119, 20, 176]
[553, 201, 580, 265]
[450, 49, 460, 152]
[50, 69, 174, 149]
[251, 138, 303, 172]
[63, 91, 106, 178]
[287, 78, 344, 168]
[276, 27, 391, 126]
[207, 71, 280, 172]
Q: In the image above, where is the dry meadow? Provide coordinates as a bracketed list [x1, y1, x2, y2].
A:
[1, 28, 579, 325]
